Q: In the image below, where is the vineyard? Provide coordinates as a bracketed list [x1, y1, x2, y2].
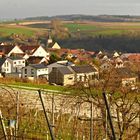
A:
[0, 84, 139, 140]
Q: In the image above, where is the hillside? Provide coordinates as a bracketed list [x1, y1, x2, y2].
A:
[0, 18, 140, 53]
[25, 14, 140, 22]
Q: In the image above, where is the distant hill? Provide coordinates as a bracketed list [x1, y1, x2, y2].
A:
[25, 14, 140, 22]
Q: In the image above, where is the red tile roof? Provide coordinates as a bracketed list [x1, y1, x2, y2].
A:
[128, 54, 140, 63]
[20, 45, 39, 53]
[0, 45, 15, 54]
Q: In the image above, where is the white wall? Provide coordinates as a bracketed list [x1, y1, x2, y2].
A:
[32, 46, 49, 58]
[8, 46, 24, 56]
[37, 68, 48, 77]
[8, 58, 26, 73]
[1, 59, 12, 73]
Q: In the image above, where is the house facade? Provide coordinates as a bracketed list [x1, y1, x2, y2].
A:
[22, 64, 48, 80]
[49, 67, 75, 86]
[20, 45, 50, 60]
[49, 65, 99, 86]
[70, 65, 99, 83]
[0, 57, 25, 74]
[52, 42, 61, 49]
[0, 45, 24, 57]
[32, 45, 50, 59]
[47, 60, 75, 74]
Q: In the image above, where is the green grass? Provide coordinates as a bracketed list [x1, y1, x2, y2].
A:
[64, 23, 99, 32]
[2, 81, 69, 93]
[64, 22, 140, 37]
[92, 29, 128, 36]
[0, 25, 37, 37]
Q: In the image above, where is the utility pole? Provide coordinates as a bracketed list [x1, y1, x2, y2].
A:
[90, 101, 93, 140]
[102, 92, 116, 140]
[15, 92, 19, 140]
[138, 106, 140, 140]
[0, 109, 8, 140]
[38, 90, 55, 140]
[52, 93, 55, 132]
[105, 109, 108, 140]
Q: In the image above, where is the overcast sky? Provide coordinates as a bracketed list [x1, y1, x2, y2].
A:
[0, 0, 140, 19]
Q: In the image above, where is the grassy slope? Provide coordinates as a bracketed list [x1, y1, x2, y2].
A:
[64, 22, 140, 36]
[0, 25, 41, 37]
[1, 21, 140, 37]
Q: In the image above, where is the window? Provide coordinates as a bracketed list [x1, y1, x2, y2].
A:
[31, 69, 34, 75]
[25, 69, 27, 74]
[14, 62, 16, 65]
[18, 61, 21, 64]
[84, 75, 87, 81]
[22, 61, 25, 63]
[15, 67, 18, 72]
[79, 76, 82, 81]
[68, 77, 73, 80]
[92, 75, 94, 80]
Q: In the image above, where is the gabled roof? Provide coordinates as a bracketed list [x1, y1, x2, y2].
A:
[71, 65, 97, 73]
[8, 56, 24, 61]
[27, 56, 48, 64]
[20, 45, 39, 54]
[0, 45, 15, 54]
[115, 67, 136, 78]
[57, 60, 75, 66]
[57, 67, 73, 75]
[52, 42, 61, 49]
[113, 52, 120, 57]
[30, 64, 48, 69]
[128, 54, 140, 62]
[0, 58, 6, 67]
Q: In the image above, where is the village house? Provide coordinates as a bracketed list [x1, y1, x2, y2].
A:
[49, 65, 99, 86]
[127, 53, 140, 63]
[47, 60, 75, 74]
[20, 45, 50, 60]
[0, 57, 26, 77]
[0, 45, 24, 57]
[49, 67, 75, 86]
[51, 42, 61, 49]
[70, 65, 99, 83]
[21, 64, 48, 80]
[100, 61, 112, 71]
[110, 67, 137, 89]
[27, 56, 48, 65]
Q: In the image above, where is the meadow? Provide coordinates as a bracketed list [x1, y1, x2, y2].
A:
[64, 22, 140, 36]
[0, 24, 41, 37]
[1, 20, 140, 37]
[1, 20, 140, 52]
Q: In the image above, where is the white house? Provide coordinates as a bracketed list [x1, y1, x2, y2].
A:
[0, 57, 26, 76]
[0, 45, 24, 57]
[0, 58, 11, 74]
[70, 65, 99, 83]
[20, 45, 50, 60]
[22, 64, 48, 80]
[32, 45, 50, 59]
